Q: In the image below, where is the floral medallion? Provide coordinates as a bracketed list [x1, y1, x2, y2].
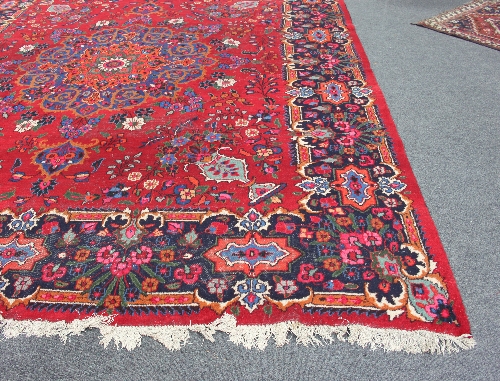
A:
[18, 25, 215, 115]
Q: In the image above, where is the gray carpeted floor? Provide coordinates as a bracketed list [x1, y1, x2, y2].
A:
[0, 1, 499, 380]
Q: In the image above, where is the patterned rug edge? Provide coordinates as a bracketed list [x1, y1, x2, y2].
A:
[0, 0, 476, 353]
[0, 314, 476, 353]
[416, 0, 500, 51]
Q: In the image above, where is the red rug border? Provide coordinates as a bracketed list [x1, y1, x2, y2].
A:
[338, 0, 472, 336]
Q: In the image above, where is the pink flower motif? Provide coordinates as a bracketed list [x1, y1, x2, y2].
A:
[348, 129, 361, 139]
[340, 232, 363, 249]
[297, 264, 324, 283]
[340, 248, 364, 265]
[41, 263, 67, 282]
[110, 257, 132, 277]
[337, 136, 354, 146]
[48, 154, 68, 168]
[334, 121, 351, 131]
[174, 264, 202, 285]
[130, 246, 153, 265]
[372, 207, 394, 220]
[96, 245, 119, 264]
[362, 231, 382, 246]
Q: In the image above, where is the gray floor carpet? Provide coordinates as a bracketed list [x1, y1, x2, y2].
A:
[0, 1, 498, 380]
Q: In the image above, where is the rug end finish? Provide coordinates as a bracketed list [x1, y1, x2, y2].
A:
[0, 313, 475, 354]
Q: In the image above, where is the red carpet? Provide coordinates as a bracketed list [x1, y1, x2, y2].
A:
[0, 0, 474, 352]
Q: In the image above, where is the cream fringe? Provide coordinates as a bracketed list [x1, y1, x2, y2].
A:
[0, 313, 475, 353]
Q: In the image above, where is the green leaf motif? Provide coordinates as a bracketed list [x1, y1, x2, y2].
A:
[263, 304, 273, 316]
[166, 282, 181, 290]
[103, 278, 118, 301]
[71, 264, 103, 282]
[141, 265, 165, 283]
[57, 228, 80, 247]
[118, 200, 134, 205]
[92, 272, 112, 290]
[184, 230, 198, 244]
[64, 189, 85, 201]
[195, 185, 209, 195]
[0, 189, 15, 201]
[344, 283, 359, 290]
[230, 305, 240, 316]
[54, 281, 69, 289]
[129, 272, 146, 294]
[331, 263, 347, 278]
[118, 278, 127, 307]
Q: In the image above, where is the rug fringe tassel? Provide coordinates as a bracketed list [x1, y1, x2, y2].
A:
[0, 314, 475, 353]
[0, 314, 114, 342]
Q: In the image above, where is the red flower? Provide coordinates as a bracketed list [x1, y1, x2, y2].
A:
[319, 197, 338, 208]
[334, 121, 351, 131]
[41, 263, 67, 282]
[1, 248, 16, 258]
[392, 220, 403, 231]
[325, 279, 344, 291]
[297, 264, 324, 283]
[389, 241, 399, 252]
[42, 221, 60, 235]
[174, 264, 202, 285]
[206, 221, 229, 235]
[372, 208, 394, 220]
[275, 221, 296, 234]
[314, 164, 332, 175]
[96, 245, 119, 264]
[110, 257, 132, 277]
[130, 246, 153, 265]
[359, 155, 375, 167]
[362, 270, 376, 281]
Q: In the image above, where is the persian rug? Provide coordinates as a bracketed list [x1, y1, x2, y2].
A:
[417, 0, 500, 51]
[0, 0, 475, 353]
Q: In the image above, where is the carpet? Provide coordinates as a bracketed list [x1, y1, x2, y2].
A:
[417, 0, 500, 51]
[0, 0, 474, 353]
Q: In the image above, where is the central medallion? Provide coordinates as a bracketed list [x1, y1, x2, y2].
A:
[19, 25, 215, 115]
[97, 57, 131, 72]
[63, 41, 169, 104]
